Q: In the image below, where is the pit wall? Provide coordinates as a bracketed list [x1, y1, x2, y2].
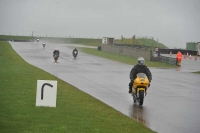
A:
[101, 44, 151, 61]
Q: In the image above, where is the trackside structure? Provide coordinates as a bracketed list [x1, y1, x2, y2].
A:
[102, 37, 114, 45]
[186, 42, 200, 55]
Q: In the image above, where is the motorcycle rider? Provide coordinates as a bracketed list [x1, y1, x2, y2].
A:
[42, 42, 46, 48]
[36, 38, 40, 43]
[72, 48, 78, 56]
[129, 57, 152, 93]
[53, 48, 60, 62]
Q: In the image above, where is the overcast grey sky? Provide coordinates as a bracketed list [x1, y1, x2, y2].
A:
[0, 0, 199, 48]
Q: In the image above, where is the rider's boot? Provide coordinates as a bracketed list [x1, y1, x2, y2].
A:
[128, 82, 133, 93]
[133, 94, 137, 99]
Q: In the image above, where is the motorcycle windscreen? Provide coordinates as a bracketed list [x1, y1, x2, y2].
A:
[137, 73, 147, 78]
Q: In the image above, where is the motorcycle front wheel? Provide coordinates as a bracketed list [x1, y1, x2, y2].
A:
[139, 90, 144, 105]
[54, 57, 58, 62]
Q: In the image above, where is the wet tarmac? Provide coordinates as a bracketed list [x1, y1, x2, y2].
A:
[10, 42, 200, 133]
[161, 54, 200, 72]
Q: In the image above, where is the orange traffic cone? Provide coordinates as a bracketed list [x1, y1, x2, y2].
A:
[184, 53, 186, 59]
[189, 54, 192, 60]
[194, 55, 197, 61]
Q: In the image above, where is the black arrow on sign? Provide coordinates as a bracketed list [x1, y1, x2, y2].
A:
[41, 83, 53, 100]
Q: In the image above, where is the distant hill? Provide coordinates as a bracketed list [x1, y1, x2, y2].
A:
[0, 35, 168, 48]
[115, 37, 168, 49]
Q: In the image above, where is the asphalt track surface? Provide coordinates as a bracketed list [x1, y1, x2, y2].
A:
[10, 42, 200, 133]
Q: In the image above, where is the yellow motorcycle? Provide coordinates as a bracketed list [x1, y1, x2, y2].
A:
[132, 73, 150, 105]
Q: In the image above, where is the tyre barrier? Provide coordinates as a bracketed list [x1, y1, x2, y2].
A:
[159, 55, 177, 66]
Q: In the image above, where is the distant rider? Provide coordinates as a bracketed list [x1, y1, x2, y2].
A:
[42, 42, 46, 48]
[128, 57, 152, 93]
[53, 48, 60, 58]
[72, 48, 78, 55]
[37, 38, 40, 43]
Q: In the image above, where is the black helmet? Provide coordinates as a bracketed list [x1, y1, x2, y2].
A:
[138, 57, 145, 66]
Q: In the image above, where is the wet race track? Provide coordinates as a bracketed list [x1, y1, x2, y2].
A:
[10, 42, 200, 133]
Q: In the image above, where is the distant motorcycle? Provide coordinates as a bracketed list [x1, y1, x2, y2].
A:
[42, 42, 46, 49]
[131, 73, 150, 105]
[37, 39, 39, 43]
[72, 49, 78, 59]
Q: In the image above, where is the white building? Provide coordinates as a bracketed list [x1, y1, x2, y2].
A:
[102, 37, 114, 45]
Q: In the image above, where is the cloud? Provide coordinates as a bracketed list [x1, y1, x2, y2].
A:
[0, 0, 200, 48]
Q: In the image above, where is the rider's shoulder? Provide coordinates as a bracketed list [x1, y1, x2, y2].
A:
[144, 65, 149, 68]
[133, 64, 139, 68]
[133, 64, 148, 68]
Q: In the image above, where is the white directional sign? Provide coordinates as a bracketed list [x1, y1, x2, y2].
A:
[36, 80, 57, 107]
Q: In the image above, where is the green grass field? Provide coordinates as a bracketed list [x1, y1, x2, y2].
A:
[0, 41, 156, 133]
[194, 71, 200, 74]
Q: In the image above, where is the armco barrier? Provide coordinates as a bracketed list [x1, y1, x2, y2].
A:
[159, 55, 177, 65]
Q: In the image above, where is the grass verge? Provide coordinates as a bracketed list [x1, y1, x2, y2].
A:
[78, 47, 177, 68]
[194, 71, 200, 74]
[0, 41, 156, 133]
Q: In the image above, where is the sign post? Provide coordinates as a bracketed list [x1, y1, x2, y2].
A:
[36, 80, 57, 107]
